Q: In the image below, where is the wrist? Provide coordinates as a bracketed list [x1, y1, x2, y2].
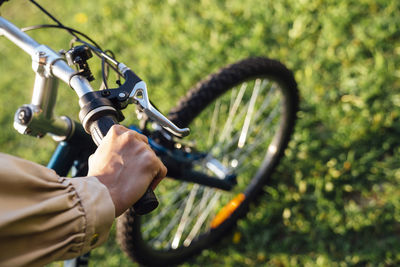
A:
[92, 174, 122, 217]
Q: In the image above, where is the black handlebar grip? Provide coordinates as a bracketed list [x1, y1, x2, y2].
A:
[89, 115, 159, 215]
[89, 115, 118, 146]
[133, 188, 159, 215]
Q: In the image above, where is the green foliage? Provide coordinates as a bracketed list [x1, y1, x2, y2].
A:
[1, 0, 400, 266]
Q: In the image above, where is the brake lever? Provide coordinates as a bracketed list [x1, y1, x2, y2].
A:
[115, 63, 189, 137]
[129, 81, 190, 138]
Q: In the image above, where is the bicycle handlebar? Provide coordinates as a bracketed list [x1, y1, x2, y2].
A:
[0, 15, 188, 215]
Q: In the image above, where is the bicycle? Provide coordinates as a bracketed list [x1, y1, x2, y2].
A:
[0, 1, 299, 266]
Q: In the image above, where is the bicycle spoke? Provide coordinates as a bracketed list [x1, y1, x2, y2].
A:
[218, 83, 247, 143]
[142, 183, 190, 236]
[172, 187, 216, 247]
[233, 101, 281, 162]
[144, 197, 187, 239]
[218, 103, 279, 160]
[232, 80, 276, 136]
[238, 79, 261, 148]
[253, 82, 276, 121]
[157, 181, 192, 202]
[216, 81, 279, 157]
[171, 184, 200, 249]
[207, 100, 221, 147]
[183, 191, 221, 247]
[181, 187, 215, 241]
[148, 184, 198, 245]
[209, 79, 270, 156]
[151, 197, 187, 248]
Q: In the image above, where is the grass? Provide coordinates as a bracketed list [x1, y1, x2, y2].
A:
[1, 0, 400, 266]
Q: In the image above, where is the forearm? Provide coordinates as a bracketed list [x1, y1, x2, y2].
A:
[0, 153, 115, 266]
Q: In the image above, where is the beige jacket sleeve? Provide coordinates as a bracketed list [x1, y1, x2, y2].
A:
[0, 153, 115, 267]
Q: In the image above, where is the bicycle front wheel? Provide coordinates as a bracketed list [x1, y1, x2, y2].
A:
[118, 57, 299, 266]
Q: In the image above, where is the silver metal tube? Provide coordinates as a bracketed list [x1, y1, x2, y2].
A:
[31, 74, 58, 119]
[46, 116, 72, 138]
[51, 59, 92, 97]
[29, 114, 72, 139]
[68, 75, 93, 98]
[1, 16, 93, 140]
[0, 17, 93, 98]
[0, 16, 40, 56]
[42, 52, 93, 98]
[13, 104, 72, 139]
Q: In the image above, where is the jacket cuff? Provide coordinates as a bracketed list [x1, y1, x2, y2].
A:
[69, 176, 115, 253]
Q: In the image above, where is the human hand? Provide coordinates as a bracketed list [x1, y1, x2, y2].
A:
[87, 125, 167, 217]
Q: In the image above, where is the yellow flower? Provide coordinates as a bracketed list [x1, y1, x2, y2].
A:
[75, 13, 88, 24]
[283, 208, 291, 219]
[102, 6, 111, 17]
[232, 231, 241, 244]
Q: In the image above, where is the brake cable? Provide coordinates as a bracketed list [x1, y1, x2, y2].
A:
[28, 0, 122, 87]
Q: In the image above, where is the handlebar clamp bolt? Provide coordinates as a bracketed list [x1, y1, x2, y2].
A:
[15, 106, 32, 125]
[118, 92, 127, 100]
[18, 111, 26, 123]
[101, 90, 111, 97]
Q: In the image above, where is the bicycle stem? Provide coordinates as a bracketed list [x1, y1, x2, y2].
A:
[0, 16, 92, 140]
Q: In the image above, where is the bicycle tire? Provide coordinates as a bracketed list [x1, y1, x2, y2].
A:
[117, 57, 299, 266]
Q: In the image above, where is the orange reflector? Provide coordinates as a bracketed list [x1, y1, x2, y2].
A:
[210, 193, 246, 229]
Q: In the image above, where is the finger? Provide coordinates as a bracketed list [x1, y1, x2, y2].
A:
[119, 128, 149, 144]
[150, 176, 163, 190]
[87, 154, 95, 169]
[150, 162, 167, 190]
[134, 131, 149, 144]
[107, 124, 128, 139]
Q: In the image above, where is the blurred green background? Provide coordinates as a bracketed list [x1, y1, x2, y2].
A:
[1, 0, 400, 266]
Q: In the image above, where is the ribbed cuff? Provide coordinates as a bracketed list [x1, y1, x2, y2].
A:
[69, 176, 115, 254]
